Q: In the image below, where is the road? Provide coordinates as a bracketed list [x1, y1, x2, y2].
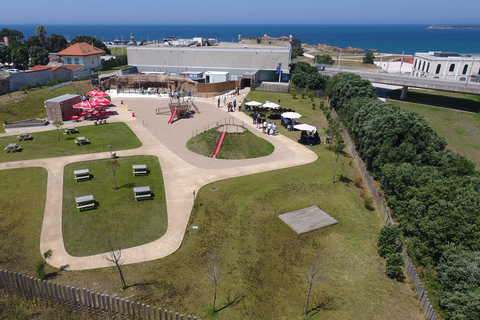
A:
[320, 67, 480, 95]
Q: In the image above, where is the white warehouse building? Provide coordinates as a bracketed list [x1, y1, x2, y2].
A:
[126, 42, 291, 86]
[411, 51, 480, 82]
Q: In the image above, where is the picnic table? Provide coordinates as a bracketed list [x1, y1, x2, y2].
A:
[17, 132, 31, 140]
[74, 169, 90, 181]
[134, 186, 151, 201]
[4, 142, 18, 152]
[132, 164, 147, 176]
[75, 195, 95, 211]
[76, 136, 90, 145]
[67, 126, 78, 133]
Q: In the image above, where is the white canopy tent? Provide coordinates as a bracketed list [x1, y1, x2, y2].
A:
[245, 101, 262, 106]
[294, 124, 317, 132]
[263, 102, 280, 109]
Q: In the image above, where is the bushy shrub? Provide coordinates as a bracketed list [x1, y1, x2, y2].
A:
[35, 81, 42, 88]
[385, 253, 405, 281]
[24, 82, 31, 90]
[363, 195, 374, 210]
[377, 223, 400, 258]
[35, 260, 46, 280]
[290, 88, 297, 99]
[47, 79, 55, 87]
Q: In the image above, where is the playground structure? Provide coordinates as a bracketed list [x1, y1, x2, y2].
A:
[167, 95, 200, 123]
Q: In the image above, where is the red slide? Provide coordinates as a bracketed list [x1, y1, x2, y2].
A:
[211, 131, 226, 158]
[168, 109, 177, 124]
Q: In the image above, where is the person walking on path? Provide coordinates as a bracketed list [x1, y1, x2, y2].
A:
[263, 120, 267, 134]
[218, 97, 220, 108]
[252, 111, 257, 124]
[272, 123, 277, 135]
[233, 100, 236, 111]
[256, 114, 262, 128]
[267, 122, 272, 135]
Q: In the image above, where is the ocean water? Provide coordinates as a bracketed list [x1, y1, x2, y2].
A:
[5, 24, 480, 55]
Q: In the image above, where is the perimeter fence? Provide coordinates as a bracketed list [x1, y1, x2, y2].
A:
[0, 270, 201, 320]
[329, 102, 438, 320]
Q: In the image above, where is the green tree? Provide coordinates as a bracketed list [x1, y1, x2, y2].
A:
[11, 46, 29, 69]
[0, 45, 12, 65]
[106, 160, 121, 190]
[46, 34, 68, 53]
[385, 253, 405, 281]
[0, 28, 24, 43]
[325, 72, 377, 109]
[316, 54, 333, 65]
[52, 121, 63, 141]
[332, 137, 346, 183]
[377, 224, 400, 258]
[363, 51, 375, 64]
[437, 245, 480, 320]
[29, 46, 49, 66]
[35, 25, 47, 49]
[25, 36, 42, 48]
[291, 47, 304, 59]
[70, 35, 110, 54]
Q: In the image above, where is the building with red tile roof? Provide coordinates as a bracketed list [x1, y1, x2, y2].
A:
[56, 42, 105, 76]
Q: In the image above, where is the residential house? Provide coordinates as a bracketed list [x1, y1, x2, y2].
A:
[56, 42, 105, 78]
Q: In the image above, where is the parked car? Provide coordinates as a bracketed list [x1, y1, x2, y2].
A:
[6, 69, 19, 74]
[317, 65, 325, 71]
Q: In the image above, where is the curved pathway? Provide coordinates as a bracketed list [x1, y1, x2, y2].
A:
[0, 90, 317, 270]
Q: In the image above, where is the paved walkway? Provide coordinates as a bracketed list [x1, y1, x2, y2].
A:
[0, 89, 317, 270]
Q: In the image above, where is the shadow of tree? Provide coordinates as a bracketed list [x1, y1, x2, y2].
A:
[215, 293, 244, 313]
[307, 294, 340, 316]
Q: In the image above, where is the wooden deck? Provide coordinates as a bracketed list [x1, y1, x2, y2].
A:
[278, 206, 338, 234]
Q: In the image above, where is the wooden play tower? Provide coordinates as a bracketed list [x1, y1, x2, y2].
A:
[168, 94, 200, 121]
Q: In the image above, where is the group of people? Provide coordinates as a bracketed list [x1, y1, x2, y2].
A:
[281, 116, 296, 131]
[218, 98, 243, 112]
[300, 129, 321, 145]
[252, 111, 277, 135]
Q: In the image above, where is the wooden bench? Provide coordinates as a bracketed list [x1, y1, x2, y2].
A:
[74, 140, 80, 145]
[12, 145, 21, 152]
[77, 203, 95, 211]
[75, 175, 90, 181]
[133, 165, 148, 176]
[3, 146, 8, 151]
[135, 193, 151, 201]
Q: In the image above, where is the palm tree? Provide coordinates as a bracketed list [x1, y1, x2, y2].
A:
[35, 25, 47, 49]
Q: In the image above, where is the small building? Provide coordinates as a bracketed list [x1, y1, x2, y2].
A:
[44, 94, 81, 122]
[56, 42, 106, 76]
[412, 51, 480, 81]
[28, 65, 73, 82]
[239, 34, 301, 50]
[203, 71, 229, 83]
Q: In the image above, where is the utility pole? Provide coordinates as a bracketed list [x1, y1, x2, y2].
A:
[337, 48, 342, 70]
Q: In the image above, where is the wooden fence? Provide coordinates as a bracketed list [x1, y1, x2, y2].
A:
[330, 104, 438, 320]
[198, 80, 238, 94]
[0, 270, 201, 320]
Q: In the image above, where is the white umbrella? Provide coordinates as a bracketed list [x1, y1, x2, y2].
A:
[294, 124, 317, 132]
[282, 112, 302, 119]
[263, 102, 280, 109]
[245, 101, 262, 106]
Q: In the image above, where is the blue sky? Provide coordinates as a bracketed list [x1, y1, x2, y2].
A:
[4, 0, 480, 25]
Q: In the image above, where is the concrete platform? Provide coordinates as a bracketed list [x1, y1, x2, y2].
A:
[279, 206, 337, 234]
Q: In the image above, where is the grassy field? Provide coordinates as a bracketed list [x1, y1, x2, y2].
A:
[0, 122, 142, 162]
[0, 91, 425, 319]
[388, 89, 480, 165]
[0, 80, 96, 133]
[187, 128, 274, 159]
[0, 167, 48, 274]
[63, 156, 167, 256]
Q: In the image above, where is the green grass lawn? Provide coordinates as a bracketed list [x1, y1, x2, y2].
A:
[0, 122, 142, 162]
[388, 89, 480, 165]
[186, 128, 274, 159]
[62, 156, 167, 256]
[0, 167, 48, 274]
